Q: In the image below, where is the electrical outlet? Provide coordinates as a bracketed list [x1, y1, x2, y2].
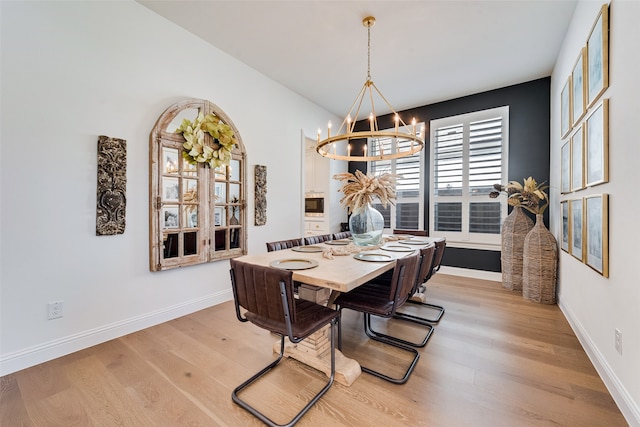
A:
[614, 328, 622, 354]
[47, 301, 64, 320]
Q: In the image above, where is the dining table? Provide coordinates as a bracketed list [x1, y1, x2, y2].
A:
[233, 235, 437, 386]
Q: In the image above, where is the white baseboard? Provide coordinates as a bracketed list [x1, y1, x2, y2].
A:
[439, 266, 502, 282]
[559, 300, 640, 426]
[0, 290, 233, 376]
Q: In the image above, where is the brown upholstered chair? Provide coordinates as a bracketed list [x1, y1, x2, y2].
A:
[393, 228, 428, 236]
[303, 234, 332, 245]
[266, 237, 304, 252]
[332, 231, 352, 240]
[334, 253, 421, 384]
[410, 237, 446, 323]
[229, 259, 339, 427]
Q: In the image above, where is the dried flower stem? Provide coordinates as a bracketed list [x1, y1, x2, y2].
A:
[333, 170, 400, 214]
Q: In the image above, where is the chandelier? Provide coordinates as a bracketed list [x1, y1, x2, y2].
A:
[316, 16, 424, 162]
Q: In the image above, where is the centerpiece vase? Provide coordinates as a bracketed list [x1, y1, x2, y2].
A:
[522, 214, 558, 304]
[501, 206, 533, 292]
[349, 203, 384, 246]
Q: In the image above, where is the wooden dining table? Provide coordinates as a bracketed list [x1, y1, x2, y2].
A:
[234, 237, 436, 386]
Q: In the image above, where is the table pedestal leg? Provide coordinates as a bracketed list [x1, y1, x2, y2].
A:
[273, 326, 361, 386]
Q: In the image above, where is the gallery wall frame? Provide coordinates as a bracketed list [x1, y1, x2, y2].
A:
[571, 124, 585, 192]
[561, 140, 571, 194]
[561, 200, 570, 253]
[585, 194, 609, 277]
[561, 76, 572, 138]
[586, 4, 609, 108]
[570, 198, 584, 261]
[585, 98, 609, 187]
[571, 47, 587, 125]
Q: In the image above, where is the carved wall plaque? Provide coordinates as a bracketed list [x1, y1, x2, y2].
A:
[96, 135, 127, 235]
[255, 165, 267, 226]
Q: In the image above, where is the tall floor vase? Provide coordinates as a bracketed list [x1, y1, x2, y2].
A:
[501, 206, 533, 292]
[522, 214, 558, 304]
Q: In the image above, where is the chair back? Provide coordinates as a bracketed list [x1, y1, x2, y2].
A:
[393, 229, 428, 236]
[266, 237, 304, 252]
[230, 259, 296, 326]
[332, 231, 351, 240]
[416, 244, 436, 286]
[304, 234, 332, 245]
[425, 238, 446, 282]
[387, 253, 421, 310]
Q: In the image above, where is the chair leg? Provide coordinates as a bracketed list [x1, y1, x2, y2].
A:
[232, 322, 337, 427]
[395, 299, 445, 324]
[365, 311, 434, 348]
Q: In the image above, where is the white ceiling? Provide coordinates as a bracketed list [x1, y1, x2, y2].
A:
[138, 0, 577, 118]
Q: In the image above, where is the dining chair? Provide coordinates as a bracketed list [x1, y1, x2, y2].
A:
[393, 229, 428, 236]
[266, 237, 304, 252]
[304, 234, 332, 245]
[408, 237, 446, 324]
[334, 253, 421, 384]
[332, 231, 352, 240]
[229, 259, 340, 427]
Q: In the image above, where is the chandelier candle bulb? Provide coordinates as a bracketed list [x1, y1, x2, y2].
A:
[395, 114, 399, 132]
[327, 121, 331, 138]
[412, 118, 416, 135]
[364, 143, 367, 156]
[347, 116, 352, 133]
[369, 113, 374, 132]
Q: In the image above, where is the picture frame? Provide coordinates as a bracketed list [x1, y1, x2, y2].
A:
[571, 47, 587, 125]
[585, 194, 609, 277]
[561, 200, 570, 253]
[585, 99, 609, 187]
[561, 76, 572, 138]
[561, 141, 571, 194]
[162, 206, 179, 229]
[570, 198, 584, 261]
[571, 124, 584, 192]
[586, 4, 609, 108]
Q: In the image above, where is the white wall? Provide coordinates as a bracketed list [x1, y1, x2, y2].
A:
[550, 1, 640, 423]
[0, 1, 339, 375]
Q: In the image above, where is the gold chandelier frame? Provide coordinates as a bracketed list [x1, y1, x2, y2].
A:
[316, 16, 424, 162]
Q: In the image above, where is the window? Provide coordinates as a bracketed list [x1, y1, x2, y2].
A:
[149, 99, 246, 271]
[369, 124, 425, 230]
[430, 107, 508, 247]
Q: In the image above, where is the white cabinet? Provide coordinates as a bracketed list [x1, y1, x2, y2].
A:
[304, 138, 329, 193]
[305, 219, 327, 236]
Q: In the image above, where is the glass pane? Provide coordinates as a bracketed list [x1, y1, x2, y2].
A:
[184, 231, 198, 255]
[214, 229, 227, 251]
[469, 202, 501, 234]
[163, 177, 179, 201]
[229, 159, 240, 181]
[165, 107, 199, 133]
[163, 147, 179, 174]
[214, 182, 226, 204]
[183, 179, 198, 202]
[395, 202, 419, 229]
[228, 205, 240, 225]
[435, 202, 462, 232]
[230, 228, 241, 249]
[372, 203, 391, 229]
[214, 165, 226, 180]
[183, 159, 198, 177]
[162, 206, 179, 229]
[163, 233, 179, 258]
[214, 207, 226, 227]
[229, 183, 240, 202]
[184, 206, 198, 228]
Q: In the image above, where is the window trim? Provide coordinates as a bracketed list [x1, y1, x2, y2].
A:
[149, 98, 246, 271]
[429, 107, 509, 249]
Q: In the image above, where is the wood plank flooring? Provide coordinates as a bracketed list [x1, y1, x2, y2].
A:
[1, 274, 628, 426]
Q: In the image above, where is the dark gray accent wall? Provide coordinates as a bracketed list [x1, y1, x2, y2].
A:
[350, 77, 551, 272]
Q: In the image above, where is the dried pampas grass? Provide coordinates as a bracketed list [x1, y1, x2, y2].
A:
[334, 170, 400, 214]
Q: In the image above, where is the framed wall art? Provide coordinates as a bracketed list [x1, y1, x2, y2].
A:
[561, 200, 570, 253]
[585, 194, 609, 276]
[561, 76, 572, 138]
[586, 4, 609, 108]
[572, 47, 587, 125]
[561, 141, 571, 194]
[570, 198, 584, 261]
[571, 124, 584, 191]
[585, 99, 609, 187]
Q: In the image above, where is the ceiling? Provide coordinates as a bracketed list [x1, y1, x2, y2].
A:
[138, 0, 577, 118]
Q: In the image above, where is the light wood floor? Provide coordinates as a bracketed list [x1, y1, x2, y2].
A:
[1, 274, 627, 426]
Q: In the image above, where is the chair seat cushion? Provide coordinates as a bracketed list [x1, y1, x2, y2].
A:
[334, 283, 395, 317]
[246, 299, 338, 341]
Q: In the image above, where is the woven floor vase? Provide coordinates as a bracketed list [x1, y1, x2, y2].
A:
[501, 206, 533, 292]
[522, 214, 558, 304]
